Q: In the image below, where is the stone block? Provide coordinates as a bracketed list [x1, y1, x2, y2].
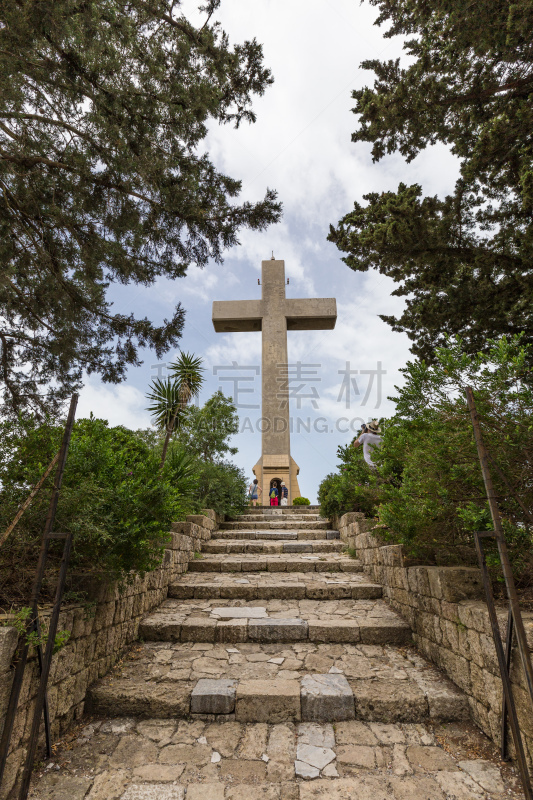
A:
[439, 648, 471, 693]
[88, 680, 190, 718]
[0, 627, 18, 672]
[304, 582, 348, 601]
[139, 616, 181, 642]
[415, 678, 471, 721]
[180, 618, 216, 642]
[326, 530, 340, 539]
[283, 543, 313, 553]
[308, 620, 360, 643]
[248, 617, 308, 642]
[235, 679, 301, 723]
[186, 514, 216, 530]
[258, 583, 306, 600]
[191, 679, 237, 714]
[381, 545, 404, 567]
[215, 620, 248, 643]
[427, 567, 483, 602]
[242, 559, 266, 572]
[221, 585, 258, 601]
[188, 560, 220, 573]
[351, 584, 382, 600]
[358, 618, 412, 645]
[352, 679, 428, 722]
[301, 673, 355, 722]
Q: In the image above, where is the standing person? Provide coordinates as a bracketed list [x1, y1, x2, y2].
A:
[269, 482, 279, 506]
[352, 420, 382, 468]
[248, 478, 262, 507]
[280, 481, 289, 506]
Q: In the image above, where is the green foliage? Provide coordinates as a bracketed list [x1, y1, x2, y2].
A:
[293, 496, 311, 506]
[1, 388, 248, 604]
[146, 378, 182, 432]
[175, 390, 239, 463]
[146, 352, 206, 467]
[0, 415, 197, 604]
[194, 461, 247, 517]
[318, 336, 533, 583]
[0, 1, 281, 419]
[329, 0, 533, 364]
[1, 607, 70, 653]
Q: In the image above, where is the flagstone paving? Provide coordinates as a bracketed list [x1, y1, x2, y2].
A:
[28, 717, 524, 799]
[27, 507, 526, 798]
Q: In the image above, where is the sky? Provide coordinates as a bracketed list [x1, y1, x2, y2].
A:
[77, 0, 461, 502]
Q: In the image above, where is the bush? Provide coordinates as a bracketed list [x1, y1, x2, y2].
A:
[194, 460, 247, 517]
[293, 496, 311, 505]
[0, 416, 198, 605]
[318, 336, 533, 588]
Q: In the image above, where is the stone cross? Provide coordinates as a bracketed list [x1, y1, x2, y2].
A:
[212, 258, 336, 503]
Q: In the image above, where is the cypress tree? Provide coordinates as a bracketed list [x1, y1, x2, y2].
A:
[0, 0, 281, 416]
[329, 0, 533, 362]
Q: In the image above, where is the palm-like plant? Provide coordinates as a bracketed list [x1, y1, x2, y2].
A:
[146, 352, 205, 468]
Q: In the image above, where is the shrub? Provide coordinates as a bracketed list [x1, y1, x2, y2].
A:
[0, 416, 197, 605]
[293, 496, 311, 505]
[318, 335, 533, 587]
[194, 460, 247, 517]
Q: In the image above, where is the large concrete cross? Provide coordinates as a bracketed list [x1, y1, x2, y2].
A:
[212, 257, 337, 502]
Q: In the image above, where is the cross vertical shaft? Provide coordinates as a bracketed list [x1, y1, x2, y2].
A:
[261, 260, 290, 458]
[212, 257, 336, 502]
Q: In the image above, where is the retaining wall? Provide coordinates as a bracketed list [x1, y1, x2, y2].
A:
[0, 511, 218, 798]
[337, 512, 533, 766]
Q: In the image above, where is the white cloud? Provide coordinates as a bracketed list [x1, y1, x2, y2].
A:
[77, 380, 152, 430]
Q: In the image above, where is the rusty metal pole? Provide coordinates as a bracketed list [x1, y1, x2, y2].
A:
[0, 394, 78, 793]
[466, 387, 533, 701]
[466, 387, 533, 797]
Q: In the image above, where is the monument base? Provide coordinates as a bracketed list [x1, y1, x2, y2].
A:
[253, 455, 301, 505]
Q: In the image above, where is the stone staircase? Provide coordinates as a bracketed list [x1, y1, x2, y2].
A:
[28, 508, 522, 800]
[88, 508, 469, 727]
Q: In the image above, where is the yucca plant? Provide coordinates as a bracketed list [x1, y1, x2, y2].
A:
[146, 352, 205, 468]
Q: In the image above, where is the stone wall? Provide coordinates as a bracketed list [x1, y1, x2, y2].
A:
[337, 512, 533, 766]
[0, 511, 218, 799]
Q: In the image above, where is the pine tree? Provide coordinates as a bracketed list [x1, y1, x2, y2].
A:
[0, 0, 281, 417]
[329, 0, 533, 362]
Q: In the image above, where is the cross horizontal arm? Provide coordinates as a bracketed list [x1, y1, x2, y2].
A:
[284, 298, 337, 331]
[212, 300, 263, 332]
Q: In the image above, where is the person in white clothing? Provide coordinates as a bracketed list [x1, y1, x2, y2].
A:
[352, 420, 382, 468]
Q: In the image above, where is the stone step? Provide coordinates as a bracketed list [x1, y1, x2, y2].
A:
[212, 529, 339, 541]
[169, 572, 382, 601]
[220, 521, 331, 531]
[137, 598, 411, 646]
[236, 504, 321, 513]
[87, 640, 470, 725]
[203, 540, 345, 555]
[234, 513, 323, 522]
[188, 554, 362, 574]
